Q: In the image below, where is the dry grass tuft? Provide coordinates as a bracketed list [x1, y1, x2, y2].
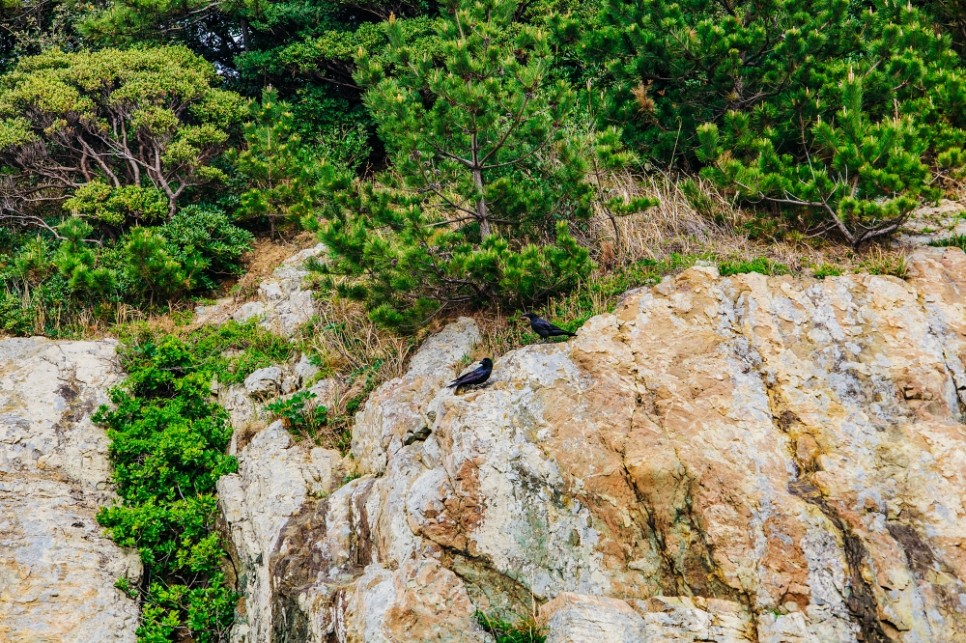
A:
[587, 171, 729, 264]
[302, 296, 415, 381]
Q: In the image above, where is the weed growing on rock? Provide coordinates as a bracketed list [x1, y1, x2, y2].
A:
[265, 390, 327, 438]
[857, 249, 910, 278]
[812, 263, 845, 279]
[718, 257, 791, 277]
[475, 611, 546, 643]
[929, 234, 966, 252]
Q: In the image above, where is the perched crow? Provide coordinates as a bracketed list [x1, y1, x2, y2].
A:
[522, 312, 576, 340]
[447, 358, 493, 390]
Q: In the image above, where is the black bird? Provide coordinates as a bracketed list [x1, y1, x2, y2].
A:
[522, 312, 577, 340]
[447, 358, 493, 390]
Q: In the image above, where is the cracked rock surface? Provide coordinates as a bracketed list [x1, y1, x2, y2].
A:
[231, 247, 966, 642]
[0, 338, 141, 642]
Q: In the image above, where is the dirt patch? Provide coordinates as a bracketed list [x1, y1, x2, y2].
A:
[223, 232, 317, 302]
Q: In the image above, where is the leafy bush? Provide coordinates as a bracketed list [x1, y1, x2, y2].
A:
[697, 71, 938, 248]
[94, 334, 239, 642]
[94, 321, 293, 641]
[160, 205, 254, 292]
[265, 390, 328, 437]
[475, 611, 546, 643]
[0, 205, 252, 334]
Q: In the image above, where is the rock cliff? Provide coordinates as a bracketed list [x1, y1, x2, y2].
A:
[223, 247, 966, 642]
[0, 338, 141, 642]
[3, 246, 966, 643]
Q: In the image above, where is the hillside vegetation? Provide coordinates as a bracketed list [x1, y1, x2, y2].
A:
[0, 0, 962, 337]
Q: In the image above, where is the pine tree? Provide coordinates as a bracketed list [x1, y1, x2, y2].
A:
[589, 0, 965, 244]
[317, 0, 598, 331]
[231, 88, 327, 236]
[698, 71, 934, 247]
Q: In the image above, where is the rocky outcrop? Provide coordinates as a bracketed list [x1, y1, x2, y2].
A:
[195, 244, 323, 336]
[894, 199, 966, 247]
[0, 338, 141, 642]
[226, 247, 966, 642]
[218, 317, 481, 643]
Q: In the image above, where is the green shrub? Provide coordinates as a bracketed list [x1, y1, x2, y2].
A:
[265, 390, 328, 438]
[475, 611, 546, 643]
[94, 333, 239, 642]
[697, 74, 937, 248]
[160, 205, 254, 292]
[0, 206, 252, 335]
[94, 322, 293, 641]
[229, 89, 330, 235]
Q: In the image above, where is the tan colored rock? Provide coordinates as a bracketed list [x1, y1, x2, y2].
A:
[335, 559, 488, 643]
[352, 316, 481, 474]
[0, 338, 141, 642]
[194, 243, 324, 336]
[541, 593, 647, 642]
[229, 247, 966, 643]
[633, 596, 755, 642]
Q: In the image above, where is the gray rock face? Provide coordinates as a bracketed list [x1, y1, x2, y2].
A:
[244, 366, 284, 399]
[894, 199, 966, 247]
[218, 421, 345, 643]
[222, 247, 966, 643]
[195, 244, 324, 336]
[0, 337, 141, 642]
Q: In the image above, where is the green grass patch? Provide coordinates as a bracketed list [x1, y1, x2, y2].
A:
[811, 263, 844, 278]
[718, 257, 790, 276]
[95, 321, 294, 641]
[858, 252, 908, 278]
[929, 234, 966, 252]
[475, 611, 545, 643]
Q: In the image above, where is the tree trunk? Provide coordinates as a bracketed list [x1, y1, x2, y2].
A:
[472, 166, 490, 237]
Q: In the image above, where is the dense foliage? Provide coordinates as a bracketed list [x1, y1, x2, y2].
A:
[317, 1, 609, 329]
[0, 46, 244, 224]
[589, 0, 965, 246]
[0, 204, 252, 334]
[94, 321, 294, 641]
[1, 0, 963, 335]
